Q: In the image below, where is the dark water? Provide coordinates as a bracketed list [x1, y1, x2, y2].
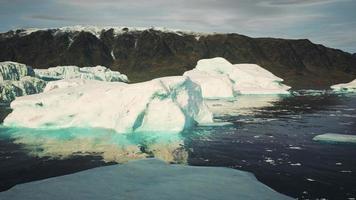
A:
[0, 93, 356, 199]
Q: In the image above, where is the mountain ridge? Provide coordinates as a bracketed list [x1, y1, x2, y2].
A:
[1, 26, 355, 89]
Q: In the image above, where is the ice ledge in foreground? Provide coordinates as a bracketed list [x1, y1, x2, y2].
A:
[313, 133, 356, 144]
[331, 79, 356, 93]
[34, 65, 129, 82]
[184, 57, 291, 98]
[4, 77, 213, 133]
[0, 159, 292, 200]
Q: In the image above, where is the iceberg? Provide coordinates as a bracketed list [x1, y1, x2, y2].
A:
[0, 76, 46, 103]
[184, 57, 291, 98]
[313, 133, 356, 144]
[4, 76, 213, 133]
[0, 61, 34, 81]
[0, 159, 292, 200]
[331, 79, 356, 93]
[34, 65, 129, 82]
[0, 62, 46, 103]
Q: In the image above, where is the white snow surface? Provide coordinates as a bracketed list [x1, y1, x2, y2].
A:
[331, 79, 356, 93]
[34, 65, 129, 82]
[313, 133, 356, 143]
[0, 159, 292, 200]
[4, 76, 213, 133]
[184, 57, 291, 98]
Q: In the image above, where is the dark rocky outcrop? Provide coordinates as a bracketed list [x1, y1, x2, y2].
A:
[1, 28, 355, 89]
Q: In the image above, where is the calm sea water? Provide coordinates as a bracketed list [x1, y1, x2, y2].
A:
[0, 93, 355, 199]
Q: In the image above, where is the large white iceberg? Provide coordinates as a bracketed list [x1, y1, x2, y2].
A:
[0, 159, 291, 200]
[184, 57, 291, 98]
[331, 79, 356, 93]
[0, 62, 46, 103]
[4, 76, 213, 133]
[34, 65, 129, 82]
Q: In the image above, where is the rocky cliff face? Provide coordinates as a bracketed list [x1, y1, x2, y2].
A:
[1, 27, 355, 89]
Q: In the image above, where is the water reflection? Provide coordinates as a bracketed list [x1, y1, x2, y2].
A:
[206, 95, 286, 116]
[0, 127, 187, 164]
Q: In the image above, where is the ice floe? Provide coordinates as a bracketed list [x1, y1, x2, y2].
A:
[313, 133, 356, 144]
[4, 76, 213, 133]
[0, 158, 292, 200]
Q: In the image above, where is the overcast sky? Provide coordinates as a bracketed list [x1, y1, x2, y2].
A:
[0, 0, 355, 53]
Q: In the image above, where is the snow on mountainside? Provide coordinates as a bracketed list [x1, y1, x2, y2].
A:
[4, 25, 210, 39]
[184, 57, 291, 98]
[4, 77, 213, 133]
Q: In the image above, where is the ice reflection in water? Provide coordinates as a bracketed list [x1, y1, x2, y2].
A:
[0, 127, 187, 164]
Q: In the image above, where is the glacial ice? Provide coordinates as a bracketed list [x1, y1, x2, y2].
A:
[0, 61, 34, 81]
[34, 65, 129, 82]
[0, 159, 292, 200]
[0, 76, 46, 103]
[4, 76, 213, 133]
[0, 62, 46, 103]
[184, 57, 291, 98]
[313, 133, 356, 144]
[331, 79, 356, 93]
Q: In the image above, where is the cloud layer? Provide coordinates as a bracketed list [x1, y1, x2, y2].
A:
[1, 0, 355, 52]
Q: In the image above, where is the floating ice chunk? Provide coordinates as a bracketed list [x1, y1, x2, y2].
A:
[331, 79, 356, 93]
[0, 76, 46, 102]
[0, 159, 292, 200]
[0, 61, 34, 81]
[184, 57, 290, 98]
[4, 76, 213, 133]
[313, 133, 356, 144]
[34, 65, 129, 82]
[0, 62, 46, 103]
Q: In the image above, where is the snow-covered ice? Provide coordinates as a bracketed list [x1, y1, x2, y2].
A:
[184, 57, 291, 98]
[313, 133, 356, 144]
[331, 79, 356, 93]
[34, 65, 129, 82]
[0, 159, 291, 200]
[4, 76, 213, 133]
